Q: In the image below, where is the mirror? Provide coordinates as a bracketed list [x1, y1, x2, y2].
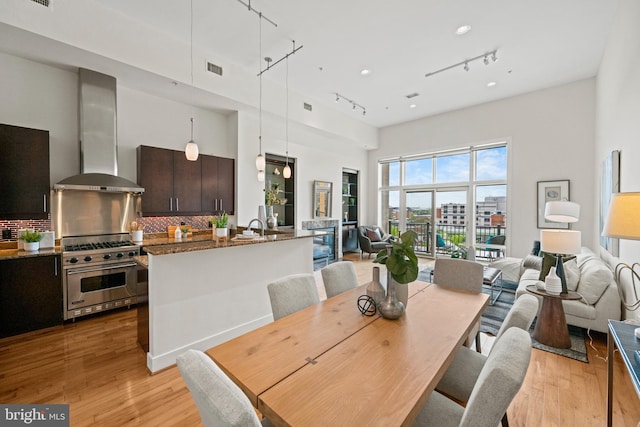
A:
[314, 181, 332, 218]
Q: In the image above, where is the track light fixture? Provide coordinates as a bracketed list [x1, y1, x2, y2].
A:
[334, 92, 366, 116]
[425, 49, 499, 78]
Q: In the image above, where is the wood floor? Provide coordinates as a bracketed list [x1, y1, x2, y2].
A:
[1, 254, 638, 426]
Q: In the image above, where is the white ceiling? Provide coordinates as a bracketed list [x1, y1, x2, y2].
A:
[11, 0, 621, 129]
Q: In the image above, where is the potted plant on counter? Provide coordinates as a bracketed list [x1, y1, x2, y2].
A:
[211, 212, 229, 238]
[20, 230, 44, 252]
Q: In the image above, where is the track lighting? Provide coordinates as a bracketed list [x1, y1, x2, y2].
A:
[334, 92, 366, 117]
[425, 49, 499, 78]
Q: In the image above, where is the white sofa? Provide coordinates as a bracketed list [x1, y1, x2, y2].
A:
[493, 247, 621, 333]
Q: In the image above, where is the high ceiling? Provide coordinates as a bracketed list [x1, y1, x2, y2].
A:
[15, 0, 622, 128]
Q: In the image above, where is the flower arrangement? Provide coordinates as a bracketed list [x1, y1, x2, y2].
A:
[264, 183, 287, 206]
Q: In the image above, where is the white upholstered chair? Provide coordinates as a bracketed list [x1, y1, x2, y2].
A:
[267, 273, 320, 320]
[176, 349, 274, 427]
[321, 261, 359, 298]
[433, 258, 484, 351]
[435, 294, 539, 427]
[412, 328, 532, 427]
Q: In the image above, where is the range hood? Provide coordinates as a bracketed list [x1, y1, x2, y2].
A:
[53, 68, 144, 193]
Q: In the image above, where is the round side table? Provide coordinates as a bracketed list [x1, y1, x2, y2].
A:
[525, 284, 582, 349]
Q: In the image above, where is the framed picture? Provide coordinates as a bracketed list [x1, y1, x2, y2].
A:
[313, 180, 332, 218]
[600, 150, 620, 256]
[537, 180, 570, 229]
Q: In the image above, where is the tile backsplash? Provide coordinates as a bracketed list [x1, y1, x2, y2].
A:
[0, 218, 52, 241]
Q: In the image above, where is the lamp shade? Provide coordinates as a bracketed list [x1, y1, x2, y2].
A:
[544, 201, 580, 223]
[256, 153, 266, 171]
[540, 230, 581, 254]
[185, 141, 199, 161]
[602, 192, 640, 240]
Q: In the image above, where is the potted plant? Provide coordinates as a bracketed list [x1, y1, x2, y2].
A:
[20, 230, 44, 252]
[373, 230, 419, 319]
[180, 226, 190, 238]
[212, 212, 229, 237]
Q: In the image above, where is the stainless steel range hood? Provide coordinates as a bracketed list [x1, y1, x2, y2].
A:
[53, 68, 144, 193]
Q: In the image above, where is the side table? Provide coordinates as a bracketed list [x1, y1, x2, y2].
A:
[525, 284, 581, 349]
[606, 320, 640, 426]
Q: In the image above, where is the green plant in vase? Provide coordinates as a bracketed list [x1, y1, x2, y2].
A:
[373, 230, 419, 284]
[19, 230, 44, 243]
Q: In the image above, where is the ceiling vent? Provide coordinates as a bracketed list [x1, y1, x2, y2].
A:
[29, 0, 50, 7]
[406, 92, 420, 99]
[206, 61, 223, 76]
[303, 102, 312, 111]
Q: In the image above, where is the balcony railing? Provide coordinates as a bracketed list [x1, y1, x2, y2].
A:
[387, 221, 505, 258]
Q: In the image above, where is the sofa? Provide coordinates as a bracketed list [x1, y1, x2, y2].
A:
[491, 247, 621, 333]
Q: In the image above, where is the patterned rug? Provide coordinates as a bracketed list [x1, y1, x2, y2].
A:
[418, 269, 589, 363]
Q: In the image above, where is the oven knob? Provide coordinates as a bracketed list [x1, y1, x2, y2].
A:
[84, 256, 92, 262]
[128, 251, 136, 257]
[103, 254, 111, 260]
[116, 252, 124, 258]
[69, 257, 78, 264]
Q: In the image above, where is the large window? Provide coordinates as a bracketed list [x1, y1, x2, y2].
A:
[379, 144, 508, 257]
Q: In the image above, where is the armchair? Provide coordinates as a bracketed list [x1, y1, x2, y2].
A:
[357, 226, 394, 259]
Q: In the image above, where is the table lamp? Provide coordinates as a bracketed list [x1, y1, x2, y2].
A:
[540, 229, 581, 294]
[602, 193, 640, 332]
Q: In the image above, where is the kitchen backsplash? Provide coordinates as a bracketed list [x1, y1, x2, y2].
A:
[1, 215, 220, 241]
[0, 219, 52, 241]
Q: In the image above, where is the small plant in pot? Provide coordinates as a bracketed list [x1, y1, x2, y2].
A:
[20, 230, 44, 251]
[212, 212, 229, 237]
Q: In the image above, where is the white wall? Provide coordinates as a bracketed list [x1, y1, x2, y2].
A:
[595, 0, 640, 321]
[372, 79, 596, 258]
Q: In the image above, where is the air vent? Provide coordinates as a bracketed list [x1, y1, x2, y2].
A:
[405, 92, 420, 99]
[303, 103, 312, 111]
[30, 0, 50, 6]
[206, 61, 223, 76]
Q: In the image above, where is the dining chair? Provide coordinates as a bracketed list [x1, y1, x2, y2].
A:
[435, 294, 538, 427]
[433, 258, 484, 351]
[267, 273, 320, 320]
[412, 328, 532, 427]
[321, 261, 359, 298]
[176, 349, 274, 427]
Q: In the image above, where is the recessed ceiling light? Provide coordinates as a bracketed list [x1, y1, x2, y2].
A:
[487, 81, 497, 87]
[360, 69, 371, 76]
[455, 25, 471, 35]
[409, 104, 417, 109]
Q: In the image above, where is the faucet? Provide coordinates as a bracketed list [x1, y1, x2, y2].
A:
[247, 218, 265, 236]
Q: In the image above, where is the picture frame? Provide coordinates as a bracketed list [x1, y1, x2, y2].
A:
[313, 180, 332, 218]
[537, 180, 570, 229]
[600, 150, 620, 256]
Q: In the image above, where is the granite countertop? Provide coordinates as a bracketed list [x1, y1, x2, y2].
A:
[0, 241, 62, 261]
[142, 228, 325, 256]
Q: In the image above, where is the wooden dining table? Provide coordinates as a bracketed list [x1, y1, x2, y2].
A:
[207, 280, 489, 427]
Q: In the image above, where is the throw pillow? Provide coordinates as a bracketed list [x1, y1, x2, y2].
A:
[576, 257, 613, 305]
[366, 228, 382, 242]
[522, 254, 543, 271]
[538, 252, 576, 281]
[563, 258, 581, 292]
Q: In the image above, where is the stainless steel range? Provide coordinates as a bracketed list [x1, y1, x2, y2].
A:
[61, 234, 139, 320]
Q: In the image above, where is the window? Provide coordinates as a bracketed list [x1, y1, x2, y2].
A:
[379, 143, 508, 257]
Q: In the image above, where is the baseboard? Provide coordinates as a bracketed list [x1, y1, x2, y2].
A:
[146, 314, 273, 373]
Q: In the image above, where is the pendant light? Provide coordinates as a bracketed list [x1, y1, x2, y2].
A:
[185, 117, 199, 161]
[255, 14, 266, 180]
[185, 0, 199, 161]
[283, 52, 292, 179]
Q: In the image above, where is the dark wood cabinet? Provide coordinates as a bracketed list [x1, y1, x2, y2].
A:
[173, 151, 202, 214]
[138, 145, 234, 216]
[0, 124, 50, 220]
[0, 255, 62, 338]
[202, 154, 235, 215]
[342, 222, 359, 253]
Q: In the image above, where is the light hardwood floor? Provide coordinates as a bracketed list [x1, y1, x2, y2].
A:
[0, 254, 638, 426]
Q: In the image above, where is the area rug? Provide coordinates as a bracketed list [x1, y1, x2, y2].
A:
[417, 268, 589, 362]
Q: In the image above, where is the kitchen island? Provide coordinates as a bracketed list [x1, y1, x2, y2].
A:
[141, 229, 321, 373]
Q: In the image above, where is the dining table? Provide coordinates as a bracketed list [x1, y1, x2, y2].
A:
[207, 280, 489, 427]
